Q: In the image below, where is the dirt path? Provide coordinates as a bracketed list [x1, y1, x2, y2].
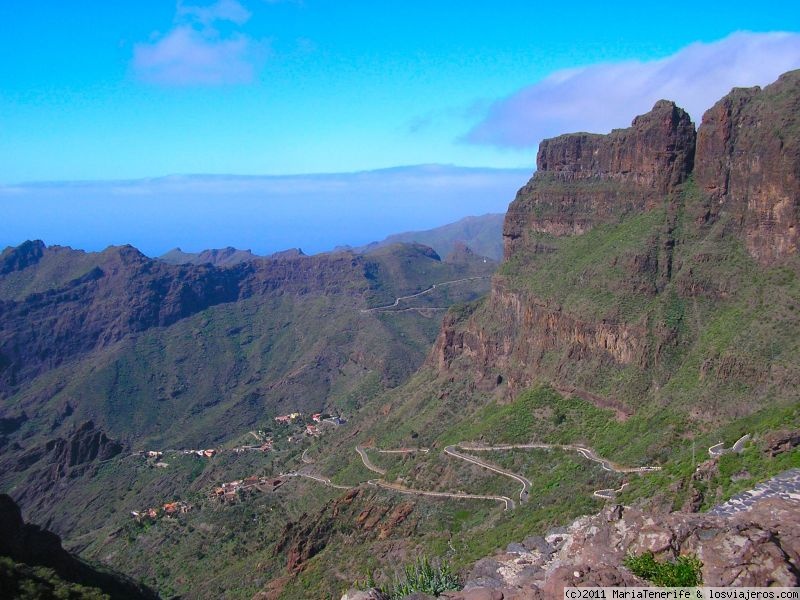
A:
[283, 471, 354, 491]
[553, 384, 631, 422]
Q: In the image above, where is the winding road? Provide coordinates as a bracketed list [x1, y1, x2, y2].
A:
[444, 445, 531, 504]
[460, 442, 661, 474]
[367, 478, 515, 510]
[708, 434, 751, 458]
[447, 443, 659, 502]
[295, 441, 661, 511]
[355, 445, 387, 475]
[593, 482, 630, 500]
[283, 471, 354, 491]
[360, 276, 490, 314]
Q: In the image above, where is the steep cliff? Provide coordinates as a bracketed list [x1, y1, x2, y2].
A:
[504, 99, 695, 257]
[432, 70, 800, 421]
[695, 69, 800, 264]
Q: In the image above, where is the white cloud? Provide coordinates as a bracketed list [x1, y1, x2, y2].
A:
[133, 0, 265, 86]
[465, 32, 800, 148]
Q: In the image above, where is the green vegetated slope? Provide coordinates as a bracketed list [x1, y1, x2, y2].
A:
[0, 557, 110, 600]
[352, 178, 800, 484]
[363, 213, 505, 261]
[4, 73, 800, 599]
[87, 180, 800, 598]
[0, 241, 494, 548]
[496, 182, 799, 421]
[264, 76, 800, 597]
[272, 179, 800, 596]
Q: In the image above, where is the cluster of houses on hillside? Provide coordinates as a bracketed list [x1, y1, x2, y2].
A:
[180, 448, 217, 458]
[274, 412, 302, 424]
[233, 439, 273, 454]
[139, 441, 274, 463]
[274, 411, 346, 430]
[131, 500, 192, 522]
[140, 448, 216, 460]
[211, 475, 284, 503]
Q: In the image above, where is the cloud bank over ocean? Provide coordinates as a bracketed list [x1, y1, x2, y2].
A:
[0, 166, 527, 256]
[465, 32, 800, 148]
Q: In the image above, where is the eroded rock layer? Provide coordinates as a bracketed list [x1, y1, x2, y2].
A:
[432, 70, 800, 413]
[504, 100, 695, 257]
[695, 71, 800, 264]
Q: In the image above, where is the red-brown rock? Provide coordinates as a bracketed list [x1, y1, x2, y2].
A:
[504, 100, 695, 258]
[695, 69, 800, 265]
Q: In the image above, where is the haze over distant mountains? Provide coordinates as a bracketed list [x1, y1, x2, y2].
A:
[158, 212, 505, 266]
[0, 165, 526, 258]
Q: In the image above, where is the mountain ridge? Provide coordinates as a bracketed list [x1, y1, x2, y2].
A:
[432, 70, 800, 417]
[1, 72, 799, 600]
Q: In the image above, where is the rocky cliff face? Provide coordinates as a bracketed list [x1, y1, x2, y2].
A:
[504, 100, 695, 257]
[695, 70, 800, 264]
[432, 282, 646, 402]
[0, 239, 46, 274]
[431, 70, 800, 412]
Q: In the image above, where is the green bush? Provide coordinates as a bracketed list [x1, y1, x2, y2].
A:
[624, 551, 702, 587]
[356, 556, 461, 599]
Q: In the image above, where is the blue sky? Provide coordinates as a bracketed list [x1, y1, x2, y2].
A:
[1, 1, 799, 254]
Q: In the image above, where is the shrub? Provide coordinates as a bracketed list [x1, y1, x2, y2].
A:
[624, 551, 702, 587]
[355, 556, 461, 599]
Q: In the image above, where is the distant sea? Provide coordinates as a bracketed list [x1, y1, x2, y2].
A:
[0, 165, 528, 256]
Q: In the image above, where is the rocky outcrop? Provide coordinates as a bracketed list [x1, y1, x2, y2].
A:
[4, 422, 125, 523]
[504, 100, 695, 257]
[695, 69, 800, 264]
[273, 488, 416, 574]
[764, 429, 800, 457]
[13, 421, 123, 476]
[0, 494, 157, 599]
[445, 100, 696, 399]
[431, 70, 800, 409]
[340, 589, 389, 600]
[0, 239, 46, 274]
[451, 487, 800, 599]
[432, 284, 646, 398]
